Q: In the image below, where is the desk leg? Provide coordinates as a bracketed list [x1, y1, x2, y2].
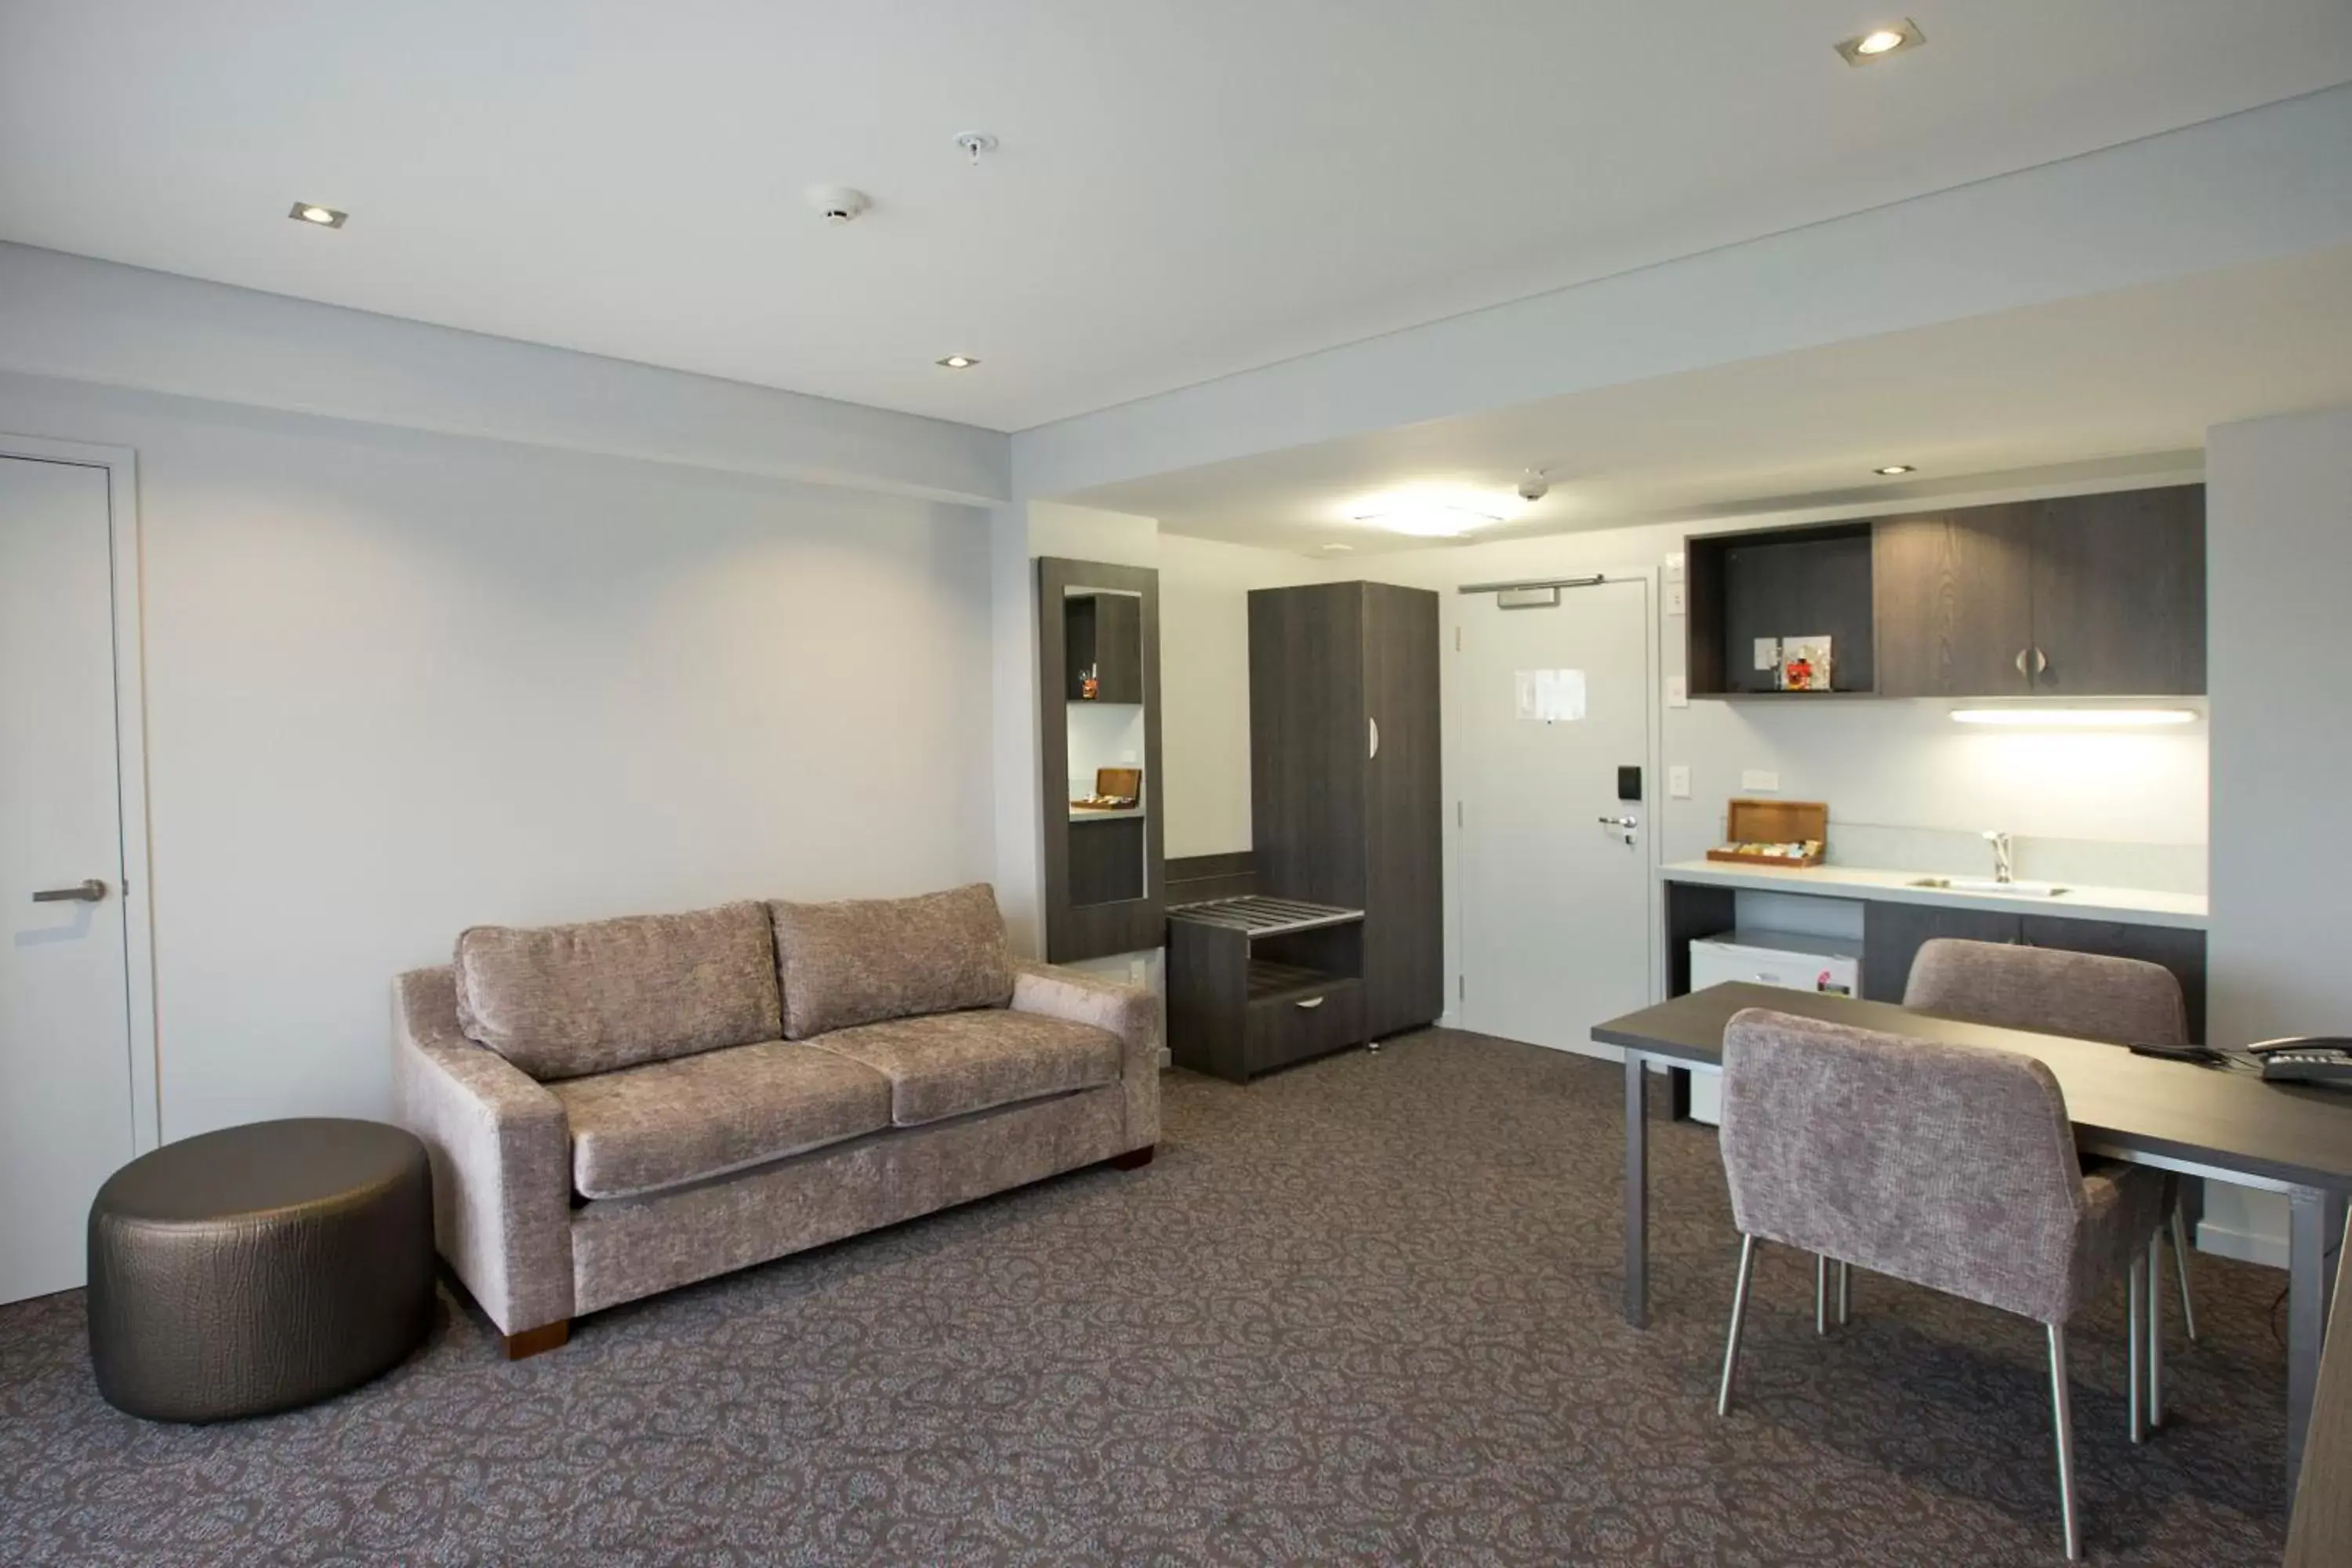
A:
[1625, 1053, 1650, 1329]
[2287, 1186, 2347, 1498]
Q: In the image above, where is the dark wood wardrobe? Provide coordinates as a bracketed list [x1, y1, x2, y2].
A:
[1247, 581, 1443, 1040]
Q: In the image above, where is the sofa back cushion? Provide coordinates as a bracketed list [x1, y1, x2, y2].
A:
[770, 884, 1014, 1039]
[454, 901, 782, 1080]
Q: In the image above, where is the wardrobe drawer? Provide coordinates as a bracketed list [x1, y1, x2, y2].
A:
[1245, 978, 1365, 1074]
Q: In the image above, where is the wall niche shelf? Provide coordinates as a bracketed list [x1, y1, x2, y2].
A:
[1686, 521, 1877, 696]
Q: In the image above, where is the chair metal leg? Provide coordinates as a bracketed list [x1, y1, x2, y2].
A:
[1816, 1254, 1830, 1335]
[2128, 1245, 2147, 1445]
[1718, 1233, 1759, 1417]
[1836, 1260, 1851, 1327]
[2169, 1203, 2199, 1343]
[2148, 1226, 2165, 1429]
[2047, 1324, 2083, 1562]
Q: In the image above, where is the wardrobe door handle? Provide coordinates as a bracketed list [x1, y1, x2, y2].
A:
[2015, 648, 2030, 678]
[2032, 647, 2049, 677]
[1295, 996, 1326, 1010]
[1367, 716, 1380, 760]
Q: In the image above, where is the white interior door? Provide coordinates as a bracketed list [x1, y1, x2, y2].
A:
[1457, 578, 1653, 1055]
[2, 454, 136, 1304]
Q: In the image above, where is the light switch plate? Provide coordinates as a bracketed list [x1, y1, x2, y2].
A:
[1664, 552, 1685, 583]
[1754, 637, 1781, 673]
[1741, 768, 1780, 792]
[1664, 583, 1687, 615]
[1668, 765, 1691, 798]
[1666, 674, 1688, 707]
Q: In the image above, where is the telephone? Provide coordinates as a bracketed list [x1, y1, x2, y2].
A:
[2246, 1036, 2352, 1089]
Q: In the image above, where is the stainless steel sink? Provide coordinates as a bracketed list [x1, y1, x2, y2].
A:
[1908, 877, 2070, 898]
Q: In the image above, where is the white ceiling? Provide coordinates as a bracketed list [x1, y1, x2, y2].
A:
[1066, 244, 2352, 551]
[2, 2, 2348, 432]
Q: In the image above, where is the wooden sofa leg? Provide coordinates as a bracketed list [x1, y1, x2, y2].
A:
[503, 1320, 570, 1359]
[1109, 1145, 1156, 1171]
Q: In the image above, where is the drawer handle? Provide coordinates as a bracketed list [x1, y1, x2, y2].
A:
[1295, 996, 1325, 1010]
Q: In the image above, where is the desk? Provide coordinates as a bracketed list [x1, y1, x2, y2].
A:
[1595, 982, 2352, 1496]
[2286, 1209, 2352, 1565]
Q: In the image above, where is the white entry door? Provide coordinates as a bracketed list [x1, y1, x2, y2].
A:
[1457, 577, 1653, 1055]
[2, 454, 137, 1304]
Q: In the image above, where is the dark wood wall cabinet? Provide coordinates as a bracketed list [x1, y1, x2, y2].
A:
[1248, 581, 1443, 1040]
[1037, 557, 1163, 964]
[1689, 483, 2205, 699]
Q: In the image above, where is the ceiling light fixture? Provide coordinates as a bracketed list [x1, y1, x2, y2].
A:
[935, 354, 978, 369]
[1875, 464, 1915, 476]
[289, 202, 347, 228]
[1835, 19, 1924, 65]
[1951, 708, 2198, 728]
[1319, 543, 1355, 554]
[1349, 503, 1504, 539]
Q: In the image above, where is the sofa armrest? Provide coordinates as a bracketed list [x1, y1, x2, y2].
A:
[1011, 960, 1161, 1150]
[392, 967, 575, 1334]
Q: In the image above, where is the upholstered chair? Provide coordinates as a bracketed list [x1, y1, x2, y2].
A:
[1904, 938, 2201, 1348]
[1714, 1007, 2170, 1561]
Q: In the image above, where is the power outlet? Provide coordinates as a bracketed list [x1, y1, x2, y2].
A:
[1741, 769, 1780, 792]
[1664, 583, 1687, 616]
[1668, 765, 1692, 798]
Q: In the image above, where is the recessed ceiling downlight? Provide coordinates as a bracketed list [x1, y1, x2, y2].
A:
[936, 354, 979, 369]
[289, 202, 347, 228]
[1836, 19, 1924, 65]
[1875, 464, 1915, 476]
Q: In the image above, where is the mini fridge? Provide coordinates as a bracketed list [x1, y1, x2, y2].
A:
[1685, 930, 1865, 1126]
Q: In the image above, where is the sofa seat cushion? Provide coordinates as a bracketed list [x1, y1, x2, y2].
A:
[549, 1040, 891, 1200]
[805, 1010, 1121, 1127]
[456, 902, 783, 1081]
[770, 884, 1014, 1040]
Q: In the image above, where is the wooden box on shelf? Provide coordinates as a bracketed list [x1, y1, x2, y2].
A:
[1705, 798, 1828, 868]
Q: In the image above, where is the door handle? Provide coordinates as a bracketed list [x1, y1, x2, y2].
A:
[1367, 716, 1380, 760]
[32, 878, 107, 903]
[1295, 996, 1326, 1010]
[2032, 647, 2049, 677]
[2015, 648, 2030, 678]
[1597, 815, 1639, 829]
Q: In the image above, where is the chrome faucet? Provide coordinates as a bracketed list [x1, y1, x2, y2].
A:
[1983, 830, 2015, 885]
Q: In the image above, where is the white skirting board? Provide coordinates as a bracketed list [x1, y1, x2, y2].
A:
[2196, 1188, 2290, 1270]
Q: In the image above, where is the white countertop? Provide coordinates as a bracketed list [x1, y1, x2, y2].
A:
[1069, 806, 1146, 824]
[1660, 858, 2207, 930]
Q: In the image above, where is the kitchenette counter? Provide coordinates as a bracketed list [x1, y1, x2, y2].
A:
[1660, 858, 2207, 931]
[1069, 806, 1146, 824]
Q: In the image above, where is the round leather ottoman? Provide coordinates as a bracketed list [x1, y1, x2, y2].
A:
[87, 1118, 433, 1421]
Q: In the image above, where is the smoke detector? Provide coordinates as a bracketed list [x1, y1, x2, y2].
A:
[806, 185, 870, 225]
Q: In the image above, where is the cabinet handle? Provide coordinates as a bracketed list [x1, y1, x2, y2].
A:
[1295, 996, 1326, 1010]
[2032, 647, 2049, 677]
[1367, 716, 1380, 760]
[2015, 648, 2030, 678]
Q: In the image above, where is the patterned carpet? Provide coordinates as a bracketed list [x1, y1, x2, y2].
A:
[0, 1030, 2292, 1565]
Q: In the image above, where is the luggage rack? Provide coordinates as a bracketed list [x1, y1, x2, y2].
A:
[1167, 895, 1365, 937]
[1166, 896, 1369, 1082]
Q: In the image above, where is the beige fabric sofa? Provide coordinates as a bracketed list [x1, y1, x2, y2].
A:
[392, 885, 1158, 1356]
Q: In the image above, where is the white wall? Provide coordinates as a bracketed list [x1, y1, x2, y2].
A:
[2201, 402, 2352, 1262]
[1, 369, 994, 1142]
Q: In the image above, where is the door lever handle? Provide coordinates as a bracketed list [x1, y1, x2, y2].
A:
[31, 878, 107, 903]
[1597, 815, 1639, 828]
